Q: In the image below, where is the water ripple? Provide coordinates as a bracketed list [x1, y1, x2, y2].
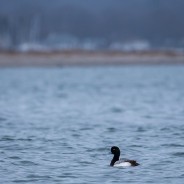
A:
[172, 152, 184, 157]
[0, 67, 184, 184]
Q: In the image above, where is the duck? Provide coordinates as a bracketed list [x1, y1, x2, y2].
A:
[110, 146, 139, 167]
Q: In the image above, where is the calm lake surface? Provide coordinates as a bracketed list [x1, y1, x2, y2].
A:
[0, 66, 184, 184]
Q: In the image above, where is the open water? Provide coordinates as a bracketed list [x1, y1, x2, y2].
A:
[0, 66, 184, 184]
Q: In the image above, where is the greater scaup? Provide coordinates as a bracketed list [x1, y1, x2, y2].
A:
[110, 146, 139, 167]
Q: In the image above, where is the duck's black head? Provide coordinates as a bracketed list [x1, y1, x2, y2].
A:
[111, 146, 120, 156]
[110, 146, 121, 166]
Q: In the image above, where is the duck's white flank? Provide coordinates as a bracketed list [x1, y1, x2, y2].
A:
[114, 161, 131, 167]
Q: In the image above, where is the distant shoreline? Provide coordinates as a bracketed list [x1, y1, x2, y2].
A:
[0, 50, 184, 67]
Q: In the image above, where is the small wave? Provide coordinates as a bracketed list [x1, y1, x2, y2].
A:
[162, 143, 184, 148]
[58, 174, 78, 179]
[79, 161, 94, 165]
[19, 160, 38, 166]
[0, 117, 7, 122]
[130, 144, 143, 148]
[27, 174, 52, 179]
[160, 127, 171, 131]
[56, 93, 68, 98]
[143, 115, 153, 119]
[107, 127, 117, 132]
[0, 136, 15, 141]
[80, 127, 93, 131]
[72, 133, 81, 138]
[136, 127, 146, 132]
[181, 173, 184, 177]
[110, 107, 123, 113]
[0, 136, 33, 142]
[13, 179, 39, 183]
[96, 147, 108, 152]
[172, 152, 184, 157]
[8, 156, 21, 160]
[16, 138, 33, 142]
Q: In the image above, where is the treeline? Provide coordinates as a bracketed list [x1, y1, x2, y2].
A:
[0, 0, 184, 49]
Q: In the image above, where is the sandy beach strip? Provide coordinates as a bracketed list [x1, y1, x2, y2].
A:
[0, 50, 184, 67]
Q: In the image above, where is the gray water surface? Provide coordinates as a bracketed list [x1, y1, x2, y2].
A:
[0, 66, 184, 184]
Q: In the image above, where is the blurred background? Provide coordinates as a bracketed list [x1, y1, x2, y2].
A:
[0, 0, 184, 52]
[1, 1, 184, 183]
